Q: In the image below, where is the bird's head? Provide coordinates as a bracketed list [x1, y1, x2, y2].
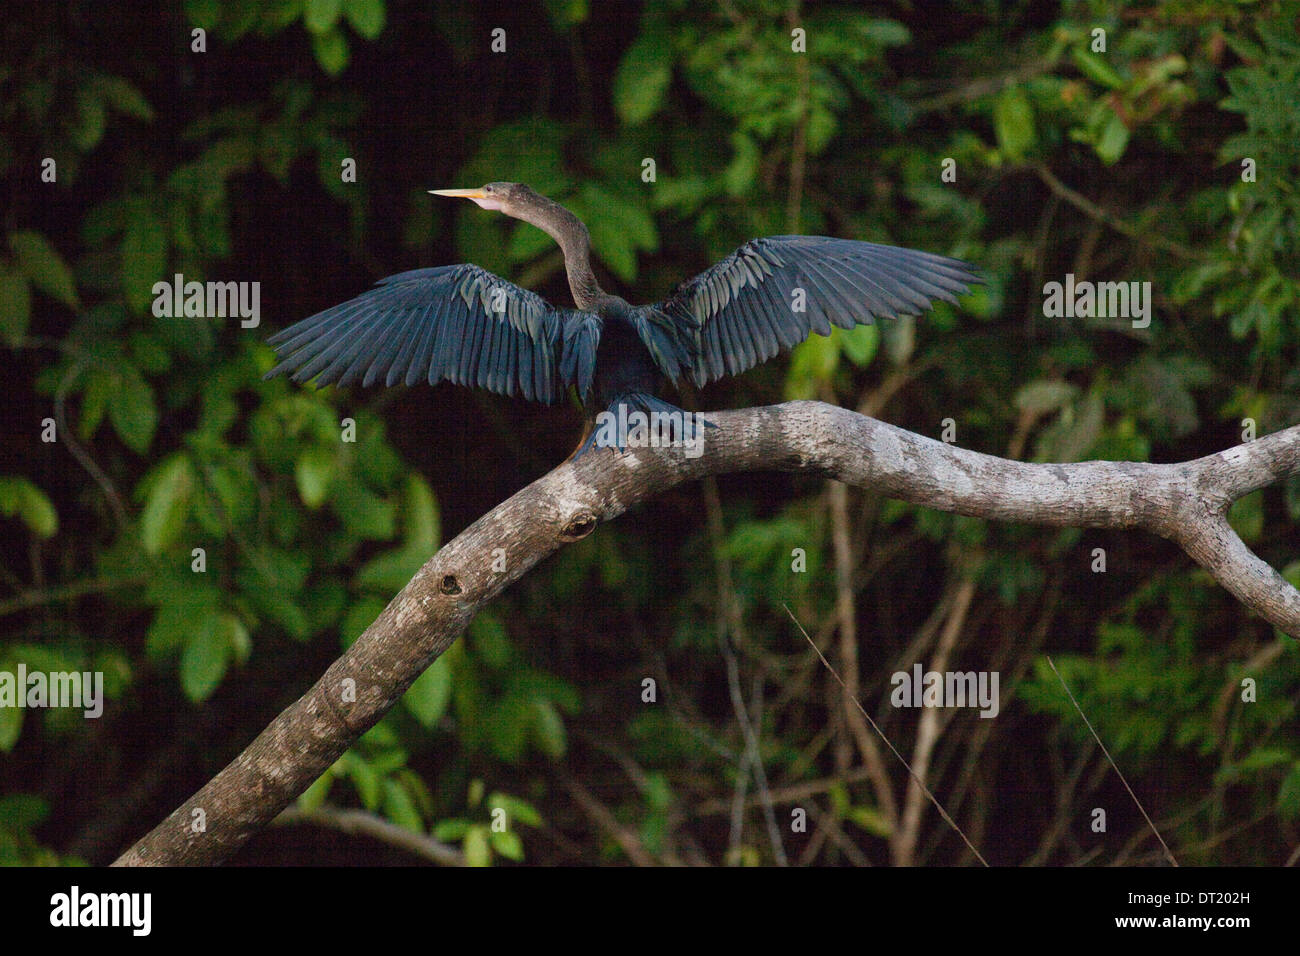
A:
[429, 182, 541, 218]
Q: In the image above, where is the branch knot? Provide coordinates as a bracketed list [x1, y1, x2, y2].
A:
[559, 512, 598, 541]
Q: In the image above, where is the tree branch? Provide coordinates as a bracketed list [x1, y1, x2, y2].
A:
[272, 805, 464, 866]
[112, 401, 1300, 866]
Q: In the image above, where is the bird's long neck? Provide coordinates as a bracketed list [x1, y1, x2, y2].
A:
[521, 196, 603, 310]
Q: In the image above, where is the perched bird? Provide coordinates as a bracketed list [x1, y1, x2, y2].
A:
[265, 182, 978, 457]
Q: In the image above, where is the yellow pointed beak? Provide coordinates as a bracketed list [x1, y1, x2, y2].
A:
[428, 188, 486, 199]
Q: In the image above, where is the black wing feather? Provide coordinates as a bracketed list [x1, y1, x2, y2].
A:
[655, 236, 980, 387]
[265, 264, 600, 406]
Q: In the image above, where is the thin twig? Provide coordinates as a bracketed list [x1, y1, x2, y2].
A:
[783, 603, 989, 866]
[0, 576, 146, 617]
[704, 477, 789, 865]
[560, 773, 658, 867]
[274, 805, 464, 866]
[828, 480, 897, 826]
[1031, 163, 1206, 262]
[54, 359, 130, 532]
[1044, 655, 1178, 867]
[894, 577, 976, 866]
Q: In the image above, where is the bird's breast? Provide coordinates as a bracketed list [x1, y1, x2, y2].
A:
[591, 310, 658, 406]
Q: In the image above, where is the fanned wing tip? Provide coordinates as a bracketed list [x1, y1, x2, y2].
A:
[662, 236, 983, 387]
[261, 264, 579, 404]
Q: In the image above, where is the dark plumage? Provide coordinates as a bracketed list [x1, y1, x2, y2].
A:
[265, 182, 980, 457]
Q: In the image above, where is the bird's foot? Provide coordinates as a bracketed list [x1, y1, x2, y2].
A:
[571, 394, 715, 461]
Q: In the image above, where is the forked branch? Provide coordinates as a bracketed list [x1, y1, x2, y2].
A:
[113, 401, 1300, 866]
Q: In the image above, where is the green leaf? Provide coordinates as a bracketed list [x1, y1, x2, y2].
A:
[0, 704, 22, 753]
[382, 778, 424, 833]
[837, 324, 879, 367]
[1278, 762, 1300, 820]
[993, 86, 1035, 162]
[355, 546, 423, 592]
[97, 76, 155, 120]
[583, 207, 637, 281]
[109, 372, 158, 453]
[9, 231, 79, 309]
[304, 0, 344, 33]
[507, 220, 555, 262]
[784, 333, 839, 400]
[71, 86, 106, 151]
[1072, 47, 1125, 89]
[488, 691, 530, 762]
[312, 28, 349, 75]
[531, 698, 566, 758]
[542, 0, 587, 28]
[1095, 112, 1130, 166]
[146, 585, 220, 657]
[296, 445, 337, 509]
[613, 33, 672, 125]
[401, 474, 439, 551]
[341, 594, 387, 647]
[331, 476, 397, 539]
[218, 612, 252, 665]
[140, 454, 194, 553]
[0, 477, 57, 538]
[488, 793, 542, 827]
[490, 829, 524, 862]
[122, 202, 168, 313]
[79, 368, 113, 439]
[343, 0, 385, 39]
[432, 818, 470, 841]
[723, 132, 759, 197]
[1237, 747, 1290, 772]
[404, 657, 452, 729]
[0, 271, 31, 346]
[846, 804, 894, 838]
[0, 795, 49, 829]
[346, 757, 382, 811]
[464, 825, 492, 867]
[179, 611, 229, 702]
[805, 106, 838, 155]
[469, 613, 510, 668]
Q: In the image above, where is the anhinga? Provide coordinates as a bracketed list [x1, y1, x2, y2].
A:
[265, 182, 978, 457]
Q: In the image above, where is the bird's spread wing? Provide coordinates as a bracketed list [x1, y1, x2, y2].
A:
[655, 236, 980, 386]
[264, 265, 600, 404]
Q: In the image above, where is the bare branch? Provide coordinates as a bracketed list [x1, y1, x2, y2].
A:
[112, 401, 1300, 866]
[273, 805, 464, 866]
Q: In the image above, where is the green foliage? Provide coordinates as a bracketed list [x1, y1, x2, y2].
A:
[0, 477, 58, 539]
[8, 231, 79, 309]
[2, 0, 1298, 867]
[993, 87, 1036, 162]
[430, 783, 541, 866]
[0, 795, 82, 865]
